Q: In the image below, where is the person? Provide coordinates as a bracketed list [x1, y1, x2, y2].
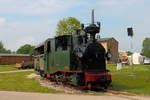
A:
[105, 49, 112, 60]
[116, 58, 122, 70]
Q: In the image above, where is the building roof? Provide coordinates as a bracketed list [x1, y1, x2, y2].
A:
[98, 37, 118, 43]
[0, 53, 31, 57]
[35, 38, 52, 49]
[35, 42, 44, 49]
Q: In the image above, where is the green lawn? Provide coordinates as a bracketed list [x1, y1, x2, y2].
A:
[1, 64, 150, 94]
[0, 65, 18, 72]
[0, 71, 61, 93]
[107, 64, 150, 94]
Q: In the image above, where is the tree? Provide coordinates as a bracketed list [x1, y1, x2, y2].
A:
[127, 51, 133, 56]
[16, 44, 35, 55]
[141, 38, 150, 58]
[56, 17, 81, 35]
[0, 41, 5, 53]
[0, 41, 11, 53]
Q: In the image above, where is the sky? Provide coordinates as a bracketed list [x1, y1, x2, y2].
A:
[0, 0, 150, 52]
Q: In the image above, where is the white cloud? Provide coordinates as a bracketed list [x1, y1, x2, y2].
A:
[0, 0, 85, 15]
[0, 0, 150, 52]
[0, 17, 6, 24]
[0, 19, 56, 51]
[16, 36, 36, 46]
[96, 0, 118, 6]
[94, 0, 150, 52]
[96, 0, 146, 6]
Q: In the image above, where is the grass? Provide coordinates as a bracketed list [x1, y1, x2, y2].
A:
[1, 64, 150, 94]
[0, 65, 18, 72]
[107, 64, 150, 95]
[0, 71, 61, 93]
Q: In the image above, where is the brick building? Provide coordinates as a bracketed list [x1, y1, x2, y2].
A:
[0, 54, 33, 65]
[98, 37, 118, 64]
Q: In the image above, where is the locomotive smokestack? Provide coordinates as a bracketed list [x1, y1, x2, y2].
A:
[92, 9, 94, 25]
[84, 9, 100, 43]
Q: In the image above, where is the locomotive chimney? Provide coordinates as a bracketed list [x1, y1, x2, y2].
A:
[92, 9, 94, 25]
[83, 9, 101, 43]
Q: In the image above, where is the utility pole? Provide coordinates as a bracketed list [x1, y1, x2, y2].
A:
[127, 27, 134, 65]
[127, 27, 135, 76]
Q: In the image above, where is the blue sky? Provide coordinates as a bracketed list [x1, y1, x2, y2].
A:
[0, 0, 150, 52]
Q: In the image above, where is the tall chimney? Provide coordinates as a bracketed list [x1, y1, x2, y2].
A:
[92, 9, 94, 25]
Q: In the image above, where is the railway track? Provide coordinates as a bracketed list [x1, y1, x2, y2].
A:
[38, 77, 137, 97]
[30, 75, 145, 100]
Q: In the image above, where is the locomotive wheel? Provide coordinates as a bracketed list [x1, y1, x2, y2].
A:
[87, 83, 92, 90]
[103, 86, 108, 92]
[104, 86, 108, 90]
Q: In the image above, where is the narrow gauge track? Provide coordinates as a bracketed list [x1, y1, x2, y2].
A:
[38, 77, 136, 97]
[38, 77, 142, 100]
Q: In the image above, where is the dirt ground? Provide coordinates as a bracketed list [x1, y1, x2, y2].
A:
[0, 91, 150, 100]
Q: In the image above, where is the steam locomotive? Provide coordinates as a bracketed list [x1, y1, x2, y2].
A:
[34, 10, 112, 89]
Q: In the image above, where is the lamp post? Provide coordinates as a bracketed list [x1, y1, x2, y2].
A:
[127, 27, 135, 76]
[127, 27, 134, 65]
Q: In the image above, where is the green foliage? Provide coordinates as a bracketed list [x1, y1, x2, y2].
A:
[0, 71, 61, 93]
[141, 38, 150, 58]
[107, 64, 150, 94]
[56, 17, 81, 35]
[0, 41, 11, 53]
[127, 51, 132, 56]
[16, 44, 35, 55]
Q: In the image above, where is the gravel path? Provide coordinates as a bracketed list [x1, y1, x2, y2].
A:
[38, 78, 82, 94]
[1, 91, 150, 100]
[0, 69, 34, 74]
[27, 74, 150, 100]
[38, 79, 150, 100]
